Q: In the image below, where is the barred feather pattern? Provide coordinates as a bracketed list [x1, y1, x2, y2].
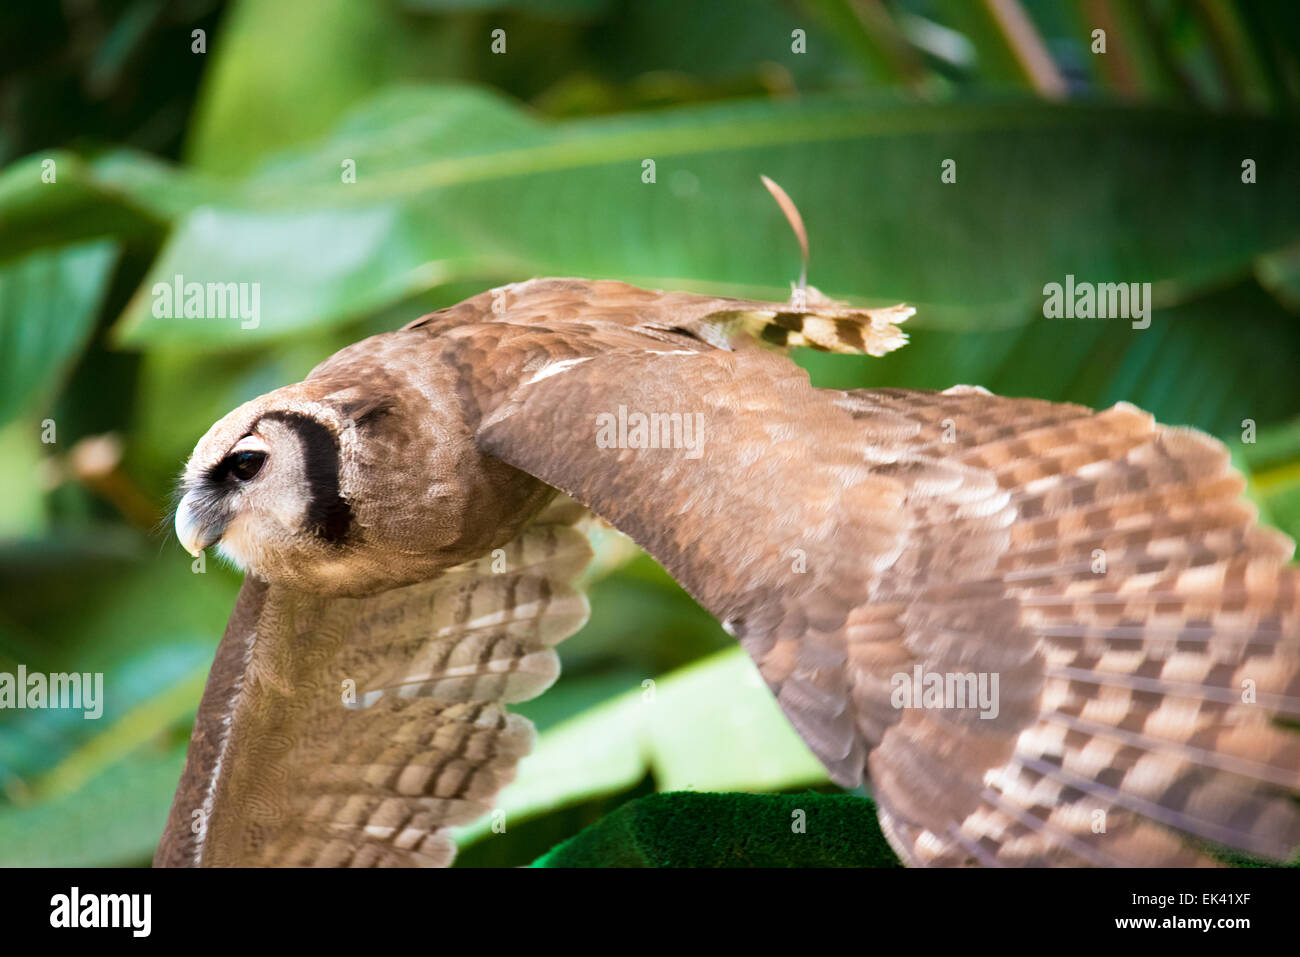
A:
[460, 279, 1300, 867]
[731, 287, 912, 356]
[155, 501, 591, 867]
[833, 387, 1300, 866]
[165, 277, 1300, 868]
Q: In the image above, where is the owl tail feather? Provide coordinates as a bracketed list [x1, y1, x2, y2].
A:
[747, 175, 911, 357]
[723, 287, 913, 357]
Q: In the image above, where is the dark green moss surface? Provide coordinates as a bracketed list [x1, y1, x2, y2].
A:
[530, 791, 1299, 868]
[530, 791, 904, 868]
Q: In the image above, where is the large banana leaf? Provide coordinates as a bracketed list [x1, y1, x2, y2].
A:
[99, 85, 1300, 347]
[0, 240, 118, 428]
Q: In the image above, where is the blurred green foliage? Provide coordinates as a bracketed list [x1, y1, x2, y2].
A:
[1, 0, 1299, 867]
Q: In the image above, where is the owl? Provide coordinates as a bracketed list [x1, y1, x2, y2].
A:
[158, 277, 1300, 868]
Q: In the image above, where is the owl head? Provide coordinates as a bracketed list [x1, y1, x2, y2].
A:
[172, 336, 553, 595]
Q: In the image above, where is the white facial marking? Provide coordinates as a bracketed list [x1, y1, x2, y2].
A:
[229, 433, 271, 456]
[216, 513, 254, 570]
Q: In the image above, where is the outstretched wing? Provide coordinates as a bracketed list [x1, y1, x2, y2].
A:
[840, 387, 1300, 866]
[155, 499, 591, 867]
[460, 280, 1300, 866]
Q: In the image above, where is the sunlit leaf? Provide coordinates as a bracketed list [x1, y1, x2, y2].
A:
[455, 647, 828, 847]
[0, 240, 117, 428]
[115, 87, 1300, 347]
[0, 743, 186, 866]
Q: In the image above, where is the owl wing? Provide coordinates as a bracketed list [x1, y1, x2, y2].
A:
[154, 498, 591, 867]
[459, 280, 1300, 866]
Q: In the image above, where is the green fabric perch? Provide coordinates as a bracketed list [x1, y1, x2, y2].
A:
[529, 791, 1295, 868]
[530, 792, 904, 868]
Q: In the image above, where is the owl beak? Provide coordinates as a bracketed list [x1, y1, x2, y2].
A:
[175, 489, 222, 557]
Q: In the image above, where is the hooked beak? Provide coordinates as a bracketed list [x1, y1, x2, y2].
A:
[175, 489, 222, 557]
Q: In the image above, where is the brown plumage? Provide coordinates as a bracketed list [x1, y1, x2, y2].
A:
[160, 278, 1300, 867]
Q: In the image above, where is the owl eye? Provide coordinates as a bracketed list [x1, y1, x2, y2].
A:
[228, 450, 267, 481]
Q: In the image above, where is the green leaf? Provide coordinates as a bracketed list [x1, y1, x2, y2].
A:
[0, 545, 241, 799]
[0, 742, 186, 866]
[0, 151, 189, 266]
[0, 421, 47, 538]
[798, 277, 1300, 440]
[1256, 241, 1300, 311]
[113, 86, 1300, 348]
[184, 0, 415, 176]
[530, 791, 902, 867]
[454, 647, 828, 847]
[800, 0, 927, 89]
[931, 0, 1043, 91]
[0, 239, 118, 427]
[1233, 415, 1300, 544]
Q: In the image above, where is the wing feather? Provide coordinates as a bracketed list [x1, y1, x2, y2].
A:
[167, 278, 1300, 867]
[459, 281, 1300, 867]
[155, 502, 591, 867]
